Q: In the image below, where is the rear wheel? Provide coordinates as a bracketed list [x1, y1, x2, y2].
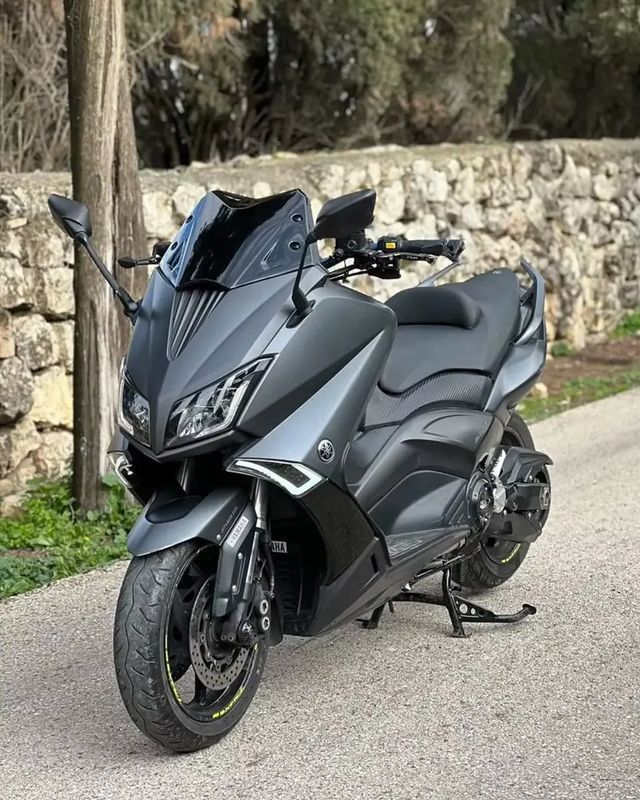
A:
[452, 413, 549, 591]
[113, 541, 268, 752]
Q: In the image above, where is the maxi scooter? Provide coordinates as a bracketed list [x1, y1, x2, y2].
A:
[48, 186, 551, 752]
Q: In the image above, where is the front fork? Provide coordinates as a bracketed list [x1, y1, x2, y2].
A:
[253, 478, 268, 530]
[216, 479, 274, 645]
[253, 479, 277, 602]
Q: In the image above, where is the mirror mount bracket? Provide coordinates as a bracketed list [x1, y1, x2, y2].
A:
[47, 195, 139, 321]
[287, 189, 376, 326]
[77, 232, 139, 320]
[288, 232, 317, 327]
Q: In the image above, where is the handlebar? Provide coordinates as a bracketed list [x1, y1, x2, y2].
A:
[324, 233, 466, 282]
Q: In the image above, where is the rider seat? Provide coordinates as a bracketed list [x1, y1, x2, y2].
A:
[362, 270, 521, 429]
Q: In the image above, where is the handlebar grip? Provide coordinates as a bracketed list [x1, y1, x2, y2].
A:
[376, 235, 465, 259]
[400, 239, 447, 256]
[400, 238, 465, 258]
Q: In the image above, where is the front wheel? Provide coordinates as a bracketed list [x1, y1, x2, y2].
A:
[452, 413, 549, 591]
[113, 541, 268, 752]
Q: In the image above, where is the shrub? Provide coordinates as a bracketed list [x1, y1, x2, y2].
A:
[0, 475, 137, 599]
[612, 310, 640, 339]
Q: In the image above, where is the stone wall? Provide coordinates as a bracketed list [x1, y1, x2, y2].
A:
[1, 138, 640, 508]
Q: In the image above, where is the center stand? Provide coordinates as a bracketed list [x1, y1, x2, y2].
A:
[360, 567, 536, 638]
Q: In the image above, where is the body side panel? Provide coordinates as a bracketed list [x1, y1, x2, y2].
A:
[236, 327, 395, 484]
[349, 408, 502, 511]
[239, 281, 396, 437]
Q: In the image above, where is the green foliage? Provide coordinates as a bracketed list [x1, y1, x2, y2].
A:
[127, 0, 517, 163]
[612, 310, 640, 339]
[519, 370, 640, 423]
[506, 0, 640, 139]
[396, 0, 514, 144]
[0, 476, 137, 599]
[127, 0, 265, 164]
[260, 0, 422, 151]
[4, 0, 640, 168]
[550, 341, 573, 357]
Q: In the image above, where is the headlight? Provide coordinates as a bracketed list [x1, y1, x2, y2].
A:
[118, 369, 150, 446]
[165, 359, 270, 447]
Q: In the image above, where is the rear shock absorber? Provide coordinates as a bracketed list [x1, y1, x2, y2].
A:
[488, 449, 507, 514]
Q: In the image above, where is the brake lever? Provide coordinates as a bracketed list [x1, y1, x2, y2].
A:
[117, 254, 161, 269]
[393, 252, 438, 264]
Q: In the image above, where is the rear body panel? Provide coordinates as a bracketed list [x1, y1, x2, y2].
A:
[347, 409, 503, 537]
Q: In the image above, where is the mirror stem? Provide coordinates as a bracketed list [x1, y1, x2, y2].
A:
[290, 234, 316, 324]
[78, 233, 139, 320]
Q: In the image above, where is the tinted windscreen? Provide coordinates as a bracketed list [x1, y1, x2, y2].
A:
[160, 189, 313, 289]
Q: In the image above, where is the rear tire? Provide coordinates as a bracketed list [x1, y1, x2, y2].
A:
[113, 541, 268, 752]
[452, 413, 547, 591]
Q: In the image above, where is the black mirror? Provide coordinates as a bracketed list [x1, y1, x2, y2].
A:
[47, 194, 92, 240]
[311, 188, 376, 242]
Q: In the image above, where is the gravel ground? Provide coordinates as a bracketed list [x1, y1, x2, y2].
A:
[1, 391, 639, 800]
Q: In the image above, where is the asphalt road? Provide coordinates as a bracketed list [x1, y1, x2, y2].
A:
[1, 391, 639, 800]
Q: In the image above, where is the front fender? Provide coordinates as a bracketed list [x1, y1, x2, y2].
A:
[127, 486, 250, 557]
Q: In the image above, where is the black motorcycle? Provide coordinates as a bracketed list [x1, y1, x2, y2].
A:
[48, 187, 551, 752]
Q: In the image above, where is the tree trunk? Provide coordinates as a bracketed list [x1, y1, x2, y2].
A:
[64, 0, 147, 510]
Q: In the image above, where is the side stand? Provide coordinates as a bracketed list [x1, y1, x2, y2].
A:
[364, 569, 536, 638]
[358, 601, 395, 630]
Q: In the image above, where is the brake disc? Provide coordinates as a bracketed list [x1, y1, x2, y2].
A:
[189, 577, 250, 690]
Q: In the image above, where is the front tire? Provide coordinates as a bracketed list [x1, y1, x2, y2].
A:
[452, 413, 549, 591]
[113, 541, 268, 752]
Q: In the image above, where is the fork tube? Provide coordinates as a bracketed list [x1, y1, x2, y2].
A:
[251, 479, 274, 598]
[252, 479, 269, 531]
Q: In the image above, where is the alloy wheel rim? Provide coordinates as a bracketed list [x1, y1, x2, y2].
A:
[163, 545, 257, 723]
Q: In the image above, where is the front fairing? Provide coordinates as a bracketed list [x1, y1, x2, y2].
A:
[121, 187, 324, 457]
[124, 263, 326, 458]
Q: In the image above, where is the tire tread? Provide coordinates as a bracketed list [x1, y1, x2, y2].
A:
[113, 545, 223, 752]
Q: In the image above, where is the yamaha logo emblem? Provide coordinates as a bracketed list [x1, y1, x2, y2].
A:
[317, 439, 335, 463]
